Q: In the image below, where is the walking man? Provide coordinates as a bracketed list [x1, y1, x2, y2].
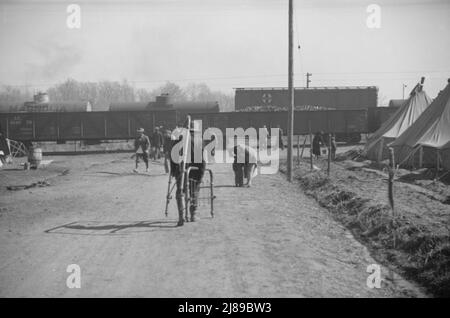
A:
[330, 133, 337, 161]
[133, 128, 150, 173]
[151, 127, 163, 160]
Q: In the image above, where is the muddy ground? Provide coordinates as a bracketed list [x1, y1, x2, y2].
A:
[281, 154, 449, 297]
[0, 152, 427, 297]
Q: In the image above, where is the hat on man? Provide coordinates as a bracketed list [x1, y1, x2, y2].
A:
[137, 128, 144, 133]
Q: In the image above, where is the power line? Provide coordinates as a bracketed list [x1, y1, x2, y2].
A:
[1, 71, 449, 88]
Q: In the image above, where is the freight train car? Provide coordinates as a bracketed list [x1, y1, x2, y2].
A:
[110, 93, 219, 115]
[189, 109, 368, 136]
[234, 86, 378, 110]
[367, 107, 399, 133]
[0, 110, 177, 142]
[0, 90, 395, 146]
[0, 108, 371, 143]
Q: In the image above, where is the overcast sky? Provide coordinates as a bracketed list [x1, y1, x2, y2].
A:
[0, 0, 449, 104]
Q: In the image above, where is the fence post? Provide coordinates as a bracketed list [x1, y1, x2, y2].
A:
[388, 147, 396, 248]
[300, 135, 307, 159]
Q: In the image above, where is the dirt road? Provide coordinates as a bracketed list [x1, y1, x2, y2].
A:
[0, 154, 426, 297]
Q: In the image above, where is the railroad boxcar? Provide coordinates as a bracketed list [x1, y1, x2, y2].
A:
[110, 94, 219, 115]
[367, 107, 399, 133]
[0, 110, 177, 142]
[234, 86, 378, 111]
[190, 109, 368, 135]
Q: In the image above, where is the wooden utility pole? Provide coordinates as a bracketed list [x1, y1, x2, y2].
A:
[306, 73, 312, 88]
[287, 0, 294, 181]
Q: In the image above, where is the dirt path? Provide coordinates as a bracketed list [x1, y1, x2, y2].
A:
[0, 154, 426, 297]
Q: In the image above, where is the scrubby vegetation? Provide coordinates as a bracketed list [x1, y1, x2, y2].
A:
[281, 161, 450, 297]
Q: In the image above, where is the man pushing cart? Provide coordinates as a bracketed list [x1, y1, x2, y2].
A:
[165, 116, 215, 226]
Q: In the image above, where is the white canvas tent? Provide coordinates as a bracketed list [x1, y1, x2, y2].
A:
[390, 80, 450, 171]
[365, 78, 431, 162]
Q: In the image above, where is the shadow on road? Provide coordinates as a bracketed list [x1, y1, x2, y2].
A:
[213, 184, 236, 188]
[92, 171, 167, 177]
[45, 219, 178, 235]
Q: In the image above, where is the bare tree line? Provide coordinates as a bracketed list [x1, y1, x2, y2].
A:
[0, 79, 235, 111]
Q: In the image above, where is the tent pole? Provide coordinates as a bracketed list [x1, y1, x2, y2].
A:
[388, 148, 396, 248]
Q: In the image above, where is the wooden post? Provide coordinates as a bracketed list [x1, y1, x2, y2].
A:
[300, 135, 307, 158]
[388, 148, 396, 248]
[286, 0, 294, 182]
[327, 133, 331, 176]
[391, 147, 395, 171]
[296, 135, 300, 165]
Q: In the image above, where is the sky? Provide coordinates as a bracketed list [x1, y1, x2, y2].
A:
[0, 0, 449, 105]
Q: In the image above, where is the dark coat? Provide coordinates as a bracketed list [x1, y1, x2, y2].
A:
[162, 131, 172, 153]
[151, 131, 163, 147]
[170, 139, 205, 182]
[312, 134, 324, 156]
